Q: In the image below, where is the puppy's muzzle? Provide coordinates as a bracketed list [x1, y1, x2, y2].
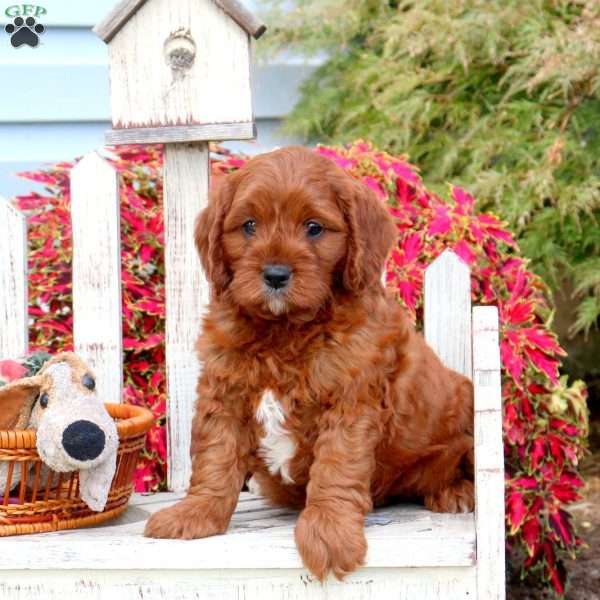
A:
[263, 264, 292, 290]
[62, 420, 106, 461]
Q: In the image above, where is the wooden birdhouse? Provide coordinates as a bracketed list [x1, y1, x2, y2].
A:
[94, 0, 266, 144]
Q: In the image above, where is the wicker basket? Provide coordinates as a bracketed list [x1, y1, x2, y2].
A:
[0, 403, 153, 536]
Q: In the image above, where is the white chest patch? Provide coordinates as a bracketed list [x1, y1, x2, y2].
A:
[255, 390, 296, 484]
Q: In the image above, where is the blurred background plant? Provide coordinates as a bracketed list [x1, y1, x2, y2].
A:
[260, 0, 600, 405]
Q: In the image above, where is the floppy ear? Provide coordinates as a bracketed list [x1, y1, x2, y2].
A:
[195, 174, 239, 298]
[79, 453, 117, 512]
[335, 176, 397, 293]
[78, 415, 119, 512]
[0, 377, 42, 430]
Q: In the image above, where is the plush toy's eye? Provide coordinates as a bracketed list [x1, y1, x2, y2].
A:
[82, 374, 96, 391]
[305, 221, 324, 238]
[242, 219, 257, 237]
[39, 393, 49, 409]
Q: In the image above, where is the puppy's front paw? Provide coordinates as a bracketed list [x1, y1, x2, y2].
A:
[425, 479, 474, 513]
[295, 505, 367, 580]
[144, 499, 227, 540]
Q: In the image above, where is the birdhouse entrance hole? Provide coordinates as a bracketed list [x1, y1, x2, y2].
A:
[164, 29, 196, 73]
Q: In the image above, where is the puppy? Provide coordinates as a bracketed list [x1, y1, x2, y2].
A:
[145, 146, 474, 580]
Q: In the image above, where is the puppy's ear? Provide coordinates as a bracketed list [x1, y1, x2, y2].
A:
[195, 174, 238, 297]
[0, 377, 42, 430]
[336, 176, 397, 293]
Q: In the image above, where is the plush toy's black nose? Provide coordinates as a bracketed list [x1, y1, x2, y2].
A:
[263, 264, 291, 290]
[62, 420, 105, 461]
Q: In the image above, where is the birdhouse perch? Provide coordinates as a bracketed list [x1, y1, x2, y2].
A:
[94, 0, 266, 492]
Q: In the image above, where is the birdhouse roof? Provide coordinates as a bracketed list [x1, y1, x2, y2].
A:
[94, 0, 266, 43]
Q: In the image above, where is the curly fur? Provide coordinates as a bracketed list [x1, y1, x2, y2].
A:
[144, 146, 474, 580]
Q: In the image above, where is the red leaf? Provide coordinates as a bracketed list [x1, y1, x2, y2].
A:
[500, 339, 526, 384]
[530, 438, 545, 472]
[123, 333, 163, 351]
[542, 543, 566, 595]
[427, 205, 452, 236]
[451, 186, 474, 213]
[514, 476, 538, 490]
[523, 346, 560, 385]
[521, 327, 565, 356]
[521, 517, 541, 556]
[453, 240, 477, 265]
[507, 492, 528, 533]
[401, 233, 423, 262]
[550, 483, 581, 504]
[549, 510, 574, 547]
[503, 301, 534, 325]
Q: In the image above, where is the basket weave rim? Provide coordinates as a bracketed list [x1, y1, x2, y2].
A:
[0, 403, 154, 450]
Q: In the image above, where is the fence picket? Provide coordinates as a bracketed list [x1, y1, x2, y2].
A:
[424, 250, 472, 378]
[0, 200, 28, 358]
[164, 142, 211, 492]
[70, 152, 123, 404]
[472, 306, 505, 600]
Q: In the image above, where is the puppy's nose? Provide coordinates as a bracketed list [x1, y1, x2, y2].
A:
[263, 264, 292, 290]
[62, 420, 105, 461]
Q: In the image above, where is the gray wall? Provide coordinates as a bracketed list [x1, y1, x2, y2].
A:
[0, 0, 311, 199]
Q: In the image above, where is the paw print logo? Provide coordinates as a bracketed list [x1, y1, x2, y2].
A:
[5, 16, 45, 48]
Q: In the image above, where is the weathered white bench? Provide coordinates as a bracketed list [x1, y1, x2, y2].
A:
[0, 183, 504, 598]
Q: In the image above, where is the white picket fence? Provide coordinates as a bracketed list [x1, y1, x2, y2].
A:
[0, 150, 205, 494]
[0, 165, 505, 599]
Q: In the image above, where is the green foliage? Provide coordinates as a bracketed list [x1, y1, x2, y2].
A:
[262, 0, 600, 336]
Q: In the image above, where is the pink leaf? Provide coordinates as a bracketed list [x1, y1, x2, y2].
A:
[453, 240, 477, 265]
[427, 205, 452, 236]
[523, 346, 560, 385]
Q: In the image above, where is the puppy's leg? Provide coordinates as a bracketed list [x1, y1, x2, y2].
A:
[422, 433, 474, 514]
[295, 405, 380, 580]
[248, 471, 307, 509]
[144, 395, 249, 539]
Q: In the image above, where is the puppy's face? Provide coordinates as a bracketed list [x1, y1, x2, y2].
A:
[196, 147, 397, 320]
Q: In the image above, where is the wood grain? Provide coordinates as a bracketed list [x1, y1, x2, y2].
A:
[0, 200, 28, 359]
[0, 567, 476, 600]
[105, 0, 254, 130]
[472, 306, 505, 600]
[424, 250, 472, 378]
[163, 143, 211, 492]
[105, 122, 256, 145]
[70, 152, 123, 404]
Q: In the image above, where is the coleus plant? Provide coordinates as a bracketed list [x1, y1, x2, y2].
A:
[13, 141, 587, 596]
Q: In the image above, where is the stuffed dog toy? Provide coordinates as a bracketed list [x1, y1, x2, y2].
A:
[0, 352, 118, 511]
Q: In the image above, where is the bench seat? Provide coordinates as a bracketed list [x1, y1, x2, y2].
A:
[0, 492, 478, 599]
[0, 492, 476, 570]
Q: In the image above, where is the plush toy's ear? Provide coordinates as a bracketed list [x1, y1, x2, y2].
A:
[0, 377, 42, 430]
[79, 456, 117, 512]
[78, 421, 118, 512]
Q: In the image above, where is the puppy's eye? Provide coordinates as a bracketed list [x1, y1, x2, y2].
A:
[82, 374, 95, 391]
[305, 221, 324, 238]
[242, 219, 257, 237]
[39, 393, 49, 409]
